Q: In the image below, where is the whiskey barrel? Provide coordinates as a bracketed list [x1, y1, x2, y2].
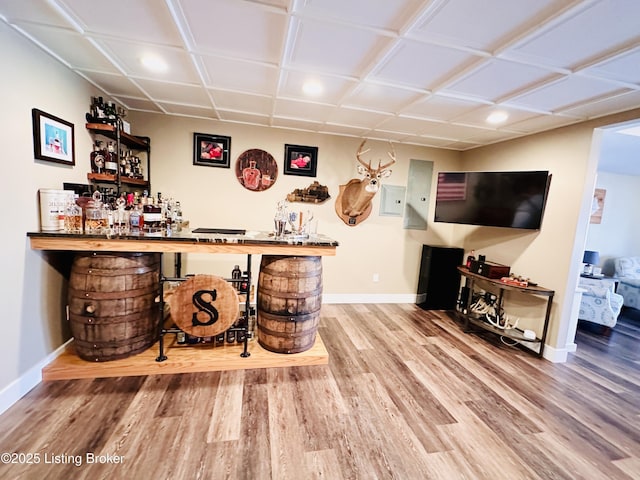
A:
[68, 252, 160, 362]
[257, 255, 322, 353]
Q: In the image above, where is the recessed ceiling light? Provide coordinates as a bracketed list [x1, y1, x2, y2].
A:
[302, 80, 323, 96]
[141, 55, 168, 73]
[486, 110, 509, 125]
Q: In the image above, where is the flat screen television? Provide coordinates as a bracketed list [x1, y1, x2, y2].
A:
[434, 170, 551, 230]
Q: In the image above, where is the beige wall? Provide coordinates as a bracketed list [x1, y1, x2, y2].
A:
[1, 21, 96, 407]
[126, 111, 461, 298]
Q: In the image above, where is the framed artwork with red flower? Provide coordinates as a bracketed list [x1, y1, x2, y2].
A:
[193, 132, 231, 168]
[284, 144, 318, 177]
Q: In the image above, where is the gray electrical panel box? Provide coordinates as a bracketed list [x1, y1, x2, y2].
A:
[379, 185, 406, 217]
[404, 159, 433, 230]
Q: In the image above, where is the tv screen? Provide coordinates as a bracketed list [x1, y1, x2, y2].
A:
[434, 170, 551, 230]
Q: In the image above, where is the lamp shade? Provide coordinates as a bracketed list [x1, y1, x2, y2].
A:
[583, 250, 600, 265]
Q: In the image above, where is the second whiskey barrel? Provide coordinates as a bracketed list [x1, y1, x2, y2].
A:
[257, 255, 322, 353]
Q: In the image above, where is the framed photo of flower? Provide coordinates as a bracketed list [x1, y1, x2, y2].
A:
[283, 144, 318, 177]
[32, 108, 75, 166]
[193, 132, 231, 168]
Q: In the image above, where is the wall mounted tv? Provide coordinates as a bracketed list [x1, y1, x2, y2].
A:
[434, 170, 551, 230]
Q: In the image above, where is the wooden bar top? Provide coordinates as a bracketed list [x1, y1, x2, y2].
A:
[27, 229, 339, 256]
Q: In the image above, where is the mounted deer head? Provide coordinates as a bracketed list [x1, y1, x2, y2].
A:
[335, 140, 396, 226]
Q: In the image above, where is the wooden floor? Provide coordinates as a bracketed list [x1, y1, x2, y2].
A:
[0, 304, 638, 480]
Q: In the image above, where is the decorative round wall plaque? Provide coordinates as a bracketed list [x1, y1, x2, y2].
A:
[235, 149, 278, 191]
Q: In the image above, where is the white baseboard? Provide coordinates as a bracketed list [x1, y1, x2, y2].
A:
[0, 339, 72, 416]
[322, 293, 418, 304]
[541, 343, 569, 363]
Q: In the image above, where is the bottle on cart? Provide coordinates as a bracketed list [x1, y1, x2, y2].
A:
[466, 250, 476, 269]
[231, 265, 242, 291]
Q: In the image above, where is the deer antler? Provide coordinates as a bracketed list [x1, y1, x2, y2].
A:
[356, 140, 372, 169]
[378, 141, 396, 170]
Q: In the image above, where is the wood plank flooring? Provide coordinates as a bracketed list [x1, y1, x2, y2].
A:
[0, 304, 638, 480]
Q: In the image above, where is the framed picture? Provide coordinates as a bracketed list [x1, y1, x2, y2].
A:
[284, 144, 318, 177]
[193, 132, 231, 168]
[32, 108, 75, 166]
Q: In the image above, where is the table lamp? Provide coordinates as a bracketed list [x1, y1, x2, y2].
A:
[582, 250, 600, 275]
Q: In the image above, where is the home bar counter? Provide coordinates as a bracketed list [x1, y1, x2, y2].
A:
[27, 229, 339, 381]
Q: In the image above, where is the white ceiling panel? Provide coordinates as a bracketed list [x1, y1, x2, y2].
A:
[112, 96, 163, 113]
[400, 95, 485, 121]
[325, 107, 392, 129]
[179, 0, 287, 62]
[98, 38, 200, 84]
[62, 0, 183, 46]
[273, 99, 335, 120]
[560, 90, 640, 118]
[507, 76, 630, 113]
[441, 59, 560, 102]
[582, 47, 640, 84]
[506, 114, 580, 134]
[452, 106, 545, 129]
[218, 110, 271, 127]
[158, 103, 217, 118]
[271, 116, 323, 132]
[13, 22, 119, 72]
[342, 83, 423, 112]
[2, 0, 639, 150]
[79, 71, 147, 97]
[201, 56, 279, 93]
[506, 0, 640, 69]
[278, 70, 356, 103]
[370, 40, 480, 90]
[211, 91, 273, 116]
[410, 0, 565, 51]
[134, 79, 211, 105]
[296, 0, 423, 31]
[288, 18, 390, 77]
[0, 0, 72, 27]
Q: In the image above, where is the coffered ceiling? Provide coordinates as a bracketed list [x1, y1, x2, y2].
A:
[2, 0, 640, 150]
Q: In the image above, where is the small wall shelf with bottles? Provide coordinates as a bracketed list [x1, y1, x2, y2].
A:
[85, 121, 151, 195]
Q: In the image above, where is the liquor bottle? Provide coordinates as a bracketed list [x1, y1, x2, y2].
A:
[105, 142, 118, 175]
[64, 196, 83, 234]
[90, 141, 105, 173]
[231, 265, 241, 291]
[141, 199, 162, 232]
[466, 250, 476, 269]
[226, 329, 236, 343]
[129, 203, 141, 230]
[174, 201, 182, 230]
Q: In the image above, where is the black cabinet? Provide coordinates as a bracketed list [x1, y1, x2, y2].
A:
[417, 245, 464, 310]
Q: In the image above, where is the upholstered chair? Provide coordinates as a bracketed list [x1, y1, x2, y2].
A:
[578, 277, 624, 328]
[614, 257, 640, 310]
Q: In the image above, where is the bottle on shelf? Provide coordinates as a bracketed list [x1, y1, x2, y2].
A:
[90, 141, 105, 174]
[105, 142, 118, 175]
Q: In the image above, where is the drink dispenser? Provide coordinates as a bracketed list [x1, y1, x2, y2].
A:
[84, 191, 107, 234]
